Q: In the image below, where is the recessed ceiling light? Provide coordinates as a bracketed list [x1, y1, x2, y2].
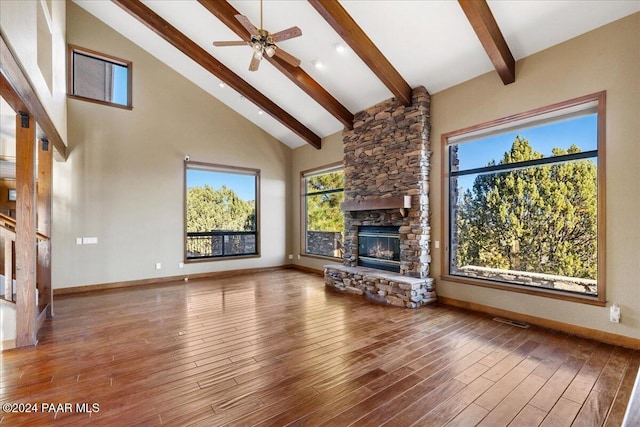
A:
[258, 110, 263, 115]
[219, 82, 225, 88]
[312, 60, 324, 69]
[334, 43, 346, 53]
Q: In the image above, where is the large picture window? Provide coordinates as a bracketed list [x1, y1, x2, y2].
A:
[185, 162, 259, 260]
[302, 165, 344, 258]
[68, 45, 132, 109]
[443, 92, 605, 304]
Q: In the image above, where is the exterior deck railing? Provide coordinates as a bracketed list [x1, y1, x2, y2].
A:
[186, 230, 257, 259]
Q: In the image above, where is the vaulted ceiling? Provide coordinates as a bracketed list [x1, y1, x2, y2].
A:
[74, 0, 639, 149]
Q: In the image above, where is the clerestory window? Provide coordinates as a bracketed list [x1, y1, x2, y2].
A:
[68, 45, 132, 109]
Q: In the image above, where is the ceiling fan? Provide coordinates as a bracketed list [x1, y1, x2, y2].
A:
[213, 0, 302, 72]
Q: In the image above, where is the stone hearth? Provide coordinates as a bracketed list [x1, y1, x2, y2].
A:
[324, 86, 436, 308]
[324, 265, 436, 308]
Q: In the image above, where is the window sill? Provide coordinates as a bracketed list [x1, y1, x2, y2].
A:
[440, 274, 606, 307]
[68, 94, 133, 110]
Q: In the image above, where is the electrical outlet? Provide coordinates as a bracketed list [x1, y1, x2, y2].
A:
[610, 304, 620, 323]
[288, 254, 293, 260]
[179, 262, 184, 269]
[435, 240, 440, 249]
[155, 262, 162, 270]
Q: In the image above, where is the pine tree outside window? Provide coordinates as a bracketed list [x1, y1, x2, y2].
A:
[302, 164, 344, 259]
[443, 92, 606, 305]
[185, 162, 259, 260]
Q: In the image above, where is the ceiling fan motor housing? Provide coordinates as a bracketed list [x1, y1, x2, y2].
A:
[251, 30, 277, 58]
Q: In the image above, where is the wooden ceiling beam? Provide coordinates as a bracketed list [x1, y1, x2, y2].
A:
[458, 0, 515, 85]
[198, 0, 354, 130]
[308, 0, 412, 107]
[112, 0, 321, 149]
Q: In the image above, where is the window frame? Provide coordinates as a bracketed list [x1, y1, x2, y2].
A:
[441, 92, 606, 306]
[184, 161, 260, 263]
[300, 162, 344, 260]
[67, 44, 133, 110]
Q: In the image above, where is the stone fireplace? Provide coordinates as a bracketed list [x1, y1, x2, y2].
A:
[324, 86, 436, 308]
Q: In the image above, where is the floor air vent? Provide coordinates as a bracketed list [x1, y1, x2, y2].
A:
[493, 317, 530, 328]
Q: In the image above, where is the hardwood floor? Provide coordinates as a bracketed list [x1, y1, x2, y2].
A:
[0, 269, 637, 426]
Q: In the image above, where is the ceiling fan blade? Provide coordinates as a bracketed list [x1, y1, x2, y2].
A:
[271, 26, 302, 43]
[213, 41, 248, 47]
[235, 14, 258, 35]
[249, 53, 261, 71]
[274, 48, 301, 68]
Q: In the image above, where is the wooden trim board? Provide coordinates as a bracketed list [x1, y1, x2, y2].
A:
[438, 295, 640, 350]
[54, 265, 290, 295]
[288, 264, 324, 276]
[1, 339, 16, 351]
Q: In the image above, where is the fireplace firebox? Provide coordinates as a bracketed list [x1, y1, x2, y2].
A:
[358, 226, 400, 273]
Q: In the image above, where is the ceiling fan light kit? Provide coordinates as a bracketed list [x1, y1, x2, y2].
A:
[213, 0, 302, 71]
[251, 30, 277, 60]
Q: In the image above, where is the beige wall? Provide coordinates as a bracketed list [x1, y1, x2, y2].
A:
[289, 131, 344, 271]
[431, 13, 640, 339]
[54, 2, 290, 288]
[0, 0, 67, 143]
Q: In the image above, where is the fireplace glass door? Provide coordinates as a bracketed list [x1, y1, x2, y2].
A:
[358, 226, 400, 272]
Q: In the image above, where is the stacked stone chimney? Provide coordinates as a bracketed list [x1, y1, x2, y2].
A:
[342, 86, 432, 278]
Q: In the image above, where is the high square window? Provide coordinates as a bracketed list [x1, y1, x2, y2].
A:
[68, 45, 132, 109]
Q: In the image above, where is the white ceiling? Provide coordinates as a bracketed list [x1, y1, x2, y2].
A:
[74, 0, 640, 149]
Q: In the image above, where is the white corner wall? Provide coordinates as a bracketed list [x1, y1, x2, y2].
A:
[53, 2, 290, 289]
[0, 300, 16, 350]
[0, 0, 67, 143]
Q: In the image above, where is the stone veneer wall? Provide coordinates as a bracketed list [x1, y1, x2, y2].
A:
[342, 87, 432, 278]
[324, 265, 436, 308]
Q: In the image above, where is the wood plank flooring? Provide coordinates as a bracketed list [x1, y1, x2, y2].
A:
[0, 269, 637, 426]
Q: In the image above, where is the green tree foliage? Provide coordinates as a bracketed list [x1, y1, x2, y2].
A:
[456, 136, 597, 279]
[306, 171, 344, 232]
[187, 184, 255, 232]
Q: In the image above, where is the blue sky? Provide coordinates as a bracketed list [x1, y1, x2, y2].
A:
[187, 169, 256, 201]
[455, 113, 598, 192]
[112, 64, 128, 105]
